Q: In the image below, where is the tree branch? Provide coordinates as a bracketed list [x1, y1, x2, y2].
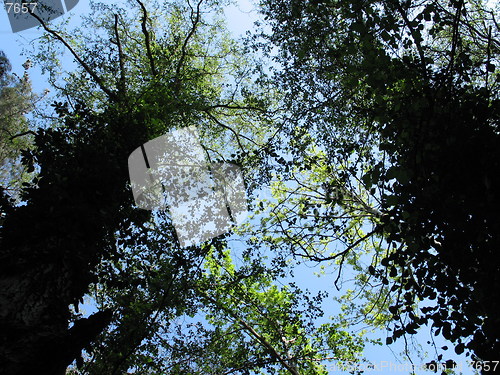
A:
[9, 130, 36, 141]
[135, 0, 157, 76]
[307, 229, 378, 263]
[27, 10, 117, 101]
[114, 14, 127, 94]
[447, 0, 465, 82]
[436, 4, 500, 50]
[203, 104, 268, 113]
[199, 291, 301, 375]
[203, 110, 259, 151]
[174, 0, 203, 89]
[392, 0, 429, 80]
[236, 318, 301, 375]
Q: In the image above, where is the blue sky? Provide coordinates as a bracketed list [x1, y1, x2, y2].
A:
[0, 1, 482, 373]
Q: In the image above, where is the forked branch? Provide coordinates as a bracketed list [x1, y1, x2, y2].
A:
[174, 0, 204, 87]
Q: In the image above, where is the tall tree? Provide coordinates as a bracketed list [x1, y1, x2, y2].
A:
[1, 1, 368, 373]
[0, 0, 266, 372]
[257, 0, 500, 365]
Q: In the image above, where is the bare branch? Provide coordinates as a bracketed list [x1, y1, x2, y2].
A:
[135, 0, 157, 76]
[114, 14, 127, 94]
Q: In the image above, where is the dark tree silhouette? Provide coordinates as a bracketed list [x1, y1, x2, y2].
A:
[0, 100, 150, 374]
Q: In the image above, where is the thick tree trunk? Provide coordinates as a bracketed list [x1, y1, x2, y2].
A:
[0, 107, 149, 373]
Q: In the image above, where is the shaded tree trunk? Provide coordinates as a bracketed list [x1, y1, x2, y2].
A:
[0, 104, 149, 374]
